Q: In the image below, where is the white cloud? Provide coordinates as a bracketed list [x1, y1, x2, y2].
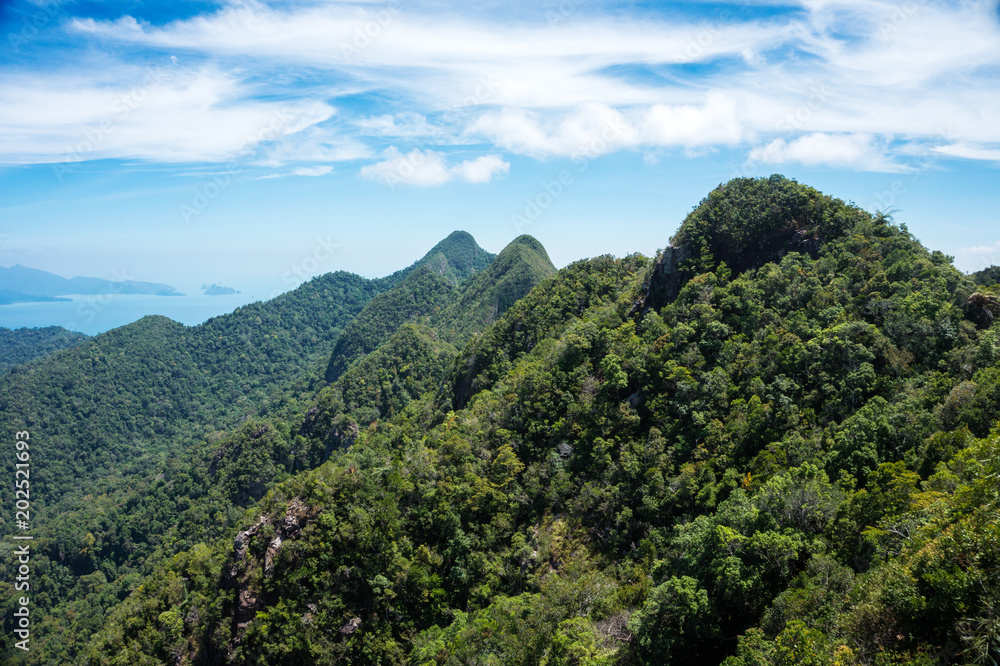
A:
[360, 147, 509, 187]
[255, 127, 373, 167]
[932, 143, 1000, 162]
[2, 0, 997, 171]
[361, 148, 453, 187]
[257, 165, 334, 179]
[747, 133, 902, 172]
[642, 93, 744, 147]
[959, 241, 1000, 256]
[449, 155, 509, 184]
[292, 165, 333, 176]
[0, 66, 336, 164]
[467, 95, 744, 159]
[462, 103, 629, 159]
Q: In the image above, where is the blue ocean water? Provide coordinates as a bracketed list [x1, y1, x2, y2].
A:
[0, 290, 276, 336]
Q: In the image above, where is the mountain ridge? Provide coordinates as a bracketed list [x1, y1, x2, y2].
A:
[5, 177, 1000, 666]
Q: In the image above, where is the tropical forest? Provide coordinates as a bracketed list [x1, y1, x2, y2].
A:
[2, 175, 999, 665]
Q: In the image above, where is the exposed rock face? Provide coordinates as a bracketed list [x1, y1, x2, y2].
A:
[339, 617, 362, 635]
[231, 516, 266, 629]
[630, 245, 689, 317]
[227, 498, 316, 656]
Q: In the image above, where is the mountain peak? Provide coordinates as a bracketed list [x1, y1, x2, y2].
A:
[508, 234, 551, 261]
[669, 174, 867, 275]
[637, 175, 874, 313]
[380, 230, 496, 289]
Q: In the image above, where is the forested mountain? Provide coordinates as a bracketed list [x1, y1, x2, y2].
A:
[5, 176, 1000, 665]
[324, 233, 551, 382]
[434, 234, 557, 344]
[375, 230, 496, 291]
[0, 326, 89, 373]
[0, 232, 503, 664]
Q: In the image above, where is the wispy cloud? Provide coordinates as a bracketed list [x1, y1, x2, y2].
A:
[1, 0, 997, 174]
[0, 65, 336, 164]
[258, 165, 334, 179]
[932, 143, 1000, 163]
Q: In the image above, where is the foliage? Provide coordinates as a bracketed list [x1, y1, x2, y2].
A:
[0, 325, 89, 373]
[6, 177, 1000, 666]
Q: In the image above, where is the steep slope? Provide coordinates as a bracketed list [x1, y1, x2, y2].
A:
[0, 272, 382, 502]
[0, 325, 89, 373]
[319, 234, 556, 443]
[324, 268, 456, 382]
[0, 271, 386, 664]
[324, 233, 551, 382]
[42, 176, 1000, 665]
[0, 232, 496, 666]
[434, 234, 557, 343]
[376, 229, 495, 289]
[307, 323, 458, 451]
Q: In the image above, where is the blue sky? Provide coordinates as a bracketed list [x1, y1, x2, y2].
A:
[1, 0, 999, 315]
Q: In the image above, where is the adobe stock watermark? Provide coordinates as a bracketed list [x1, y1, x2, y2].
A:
[179, 107, 303, 224]
[439, 75, 502, 128]
[511, 115, 626, 233]
[546, 0, 578, 27]
[868, 124, 956, 215]
[265, 236, 342, 300]
[62, 269, 135, 332]
[340, 2, 401, 64]
[6, 0, 60, 54]
[732, 81, 832, 179]
[878, 0, 930, 39]
[373, 74, 502, 190]
[775, 84, 832, 133]
[53, 65, 171, 183]
[674, 0, 751, 61]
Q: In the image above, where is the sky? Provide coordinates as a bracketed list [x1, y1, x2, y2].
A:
[1, 0, 999, 327]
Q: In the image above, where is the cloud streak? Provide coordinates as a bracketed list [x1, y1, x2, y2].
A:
[1, 0, 997, 173]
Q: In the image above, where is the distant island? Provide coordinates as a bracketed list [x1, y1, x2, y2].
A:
[0, 264, 183, 304]
[0, 289, 71, 305]
[202, 283, 240, 296]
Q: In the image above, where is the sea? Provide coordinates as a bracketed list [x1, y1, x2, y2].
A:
[0, 289, 282, 336]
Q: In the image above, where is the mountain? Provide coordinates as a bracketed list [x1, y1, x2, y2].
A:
[434, 234, 557, 343]
[0, 232, 503, 665]
[322, 231, 517, 382]
[323, 268, 456, 382]
[7, 180, 1000, 666]
[0, 326, 89, 373]
[314, 234, 556, 449]
[0, 264, 183, 299]
[379, 229, 496, 288]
